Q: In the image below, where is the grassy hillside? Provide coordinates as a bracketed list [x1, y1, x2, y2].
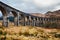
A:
[0, 22, 60, 40]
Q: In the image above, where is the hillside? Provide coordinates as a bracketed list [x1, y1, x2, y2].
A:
[31, 13, 45, 17]
[0, 22, 60, 40]
[45, 10, 60, 18]
[30, 10, 60, 18]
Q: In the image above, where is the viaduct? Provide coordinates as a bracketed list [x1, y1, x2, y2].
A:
[0, 1, 58, 27]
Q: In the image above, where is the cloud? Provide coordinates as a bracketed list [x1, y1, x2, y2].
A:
[52, 5, 60, 11]
[33, 0, 60, 7]
[0, 0, 60, 14]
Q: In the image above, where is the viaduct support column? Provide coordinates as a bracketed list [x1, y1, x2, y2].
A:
[39, 18, 41, 26]
[14, 12, 20, 26]
[28, 16, 31, 26]
[17, 12, 20, 26]
[36, 17, 39, 26]
[2, 16, 8, 27]
[42, 18, 44, 24]
[24, 16, 27, 26]
[32, 17, 36, 26]
[29, 16, 31, 26]
[14, 17, 17, 26]
[2, 10, 10, 27]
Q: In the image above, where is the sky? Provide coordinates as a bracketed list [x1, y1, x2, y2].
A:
[0, 0, 60, 16]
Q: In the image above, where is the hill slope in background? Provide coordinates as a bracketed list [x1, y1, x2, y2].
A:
[31, 10, 60, 17]
[30, 13, 45, 17]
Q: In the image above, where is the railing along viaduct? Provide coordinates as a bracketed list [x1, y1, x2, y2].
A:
[0, 1, 58, 27]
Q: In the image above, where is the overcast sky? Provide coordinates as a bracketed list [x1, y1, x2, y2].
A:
[0, 0, 60, 16]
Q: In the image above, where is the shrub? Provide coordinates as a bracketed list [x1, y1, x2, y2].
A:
[55, 34, 60, 38]
[43, 22, 58, 28]
[50, 23, 57, 28]
[0, 30, 2, 35]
